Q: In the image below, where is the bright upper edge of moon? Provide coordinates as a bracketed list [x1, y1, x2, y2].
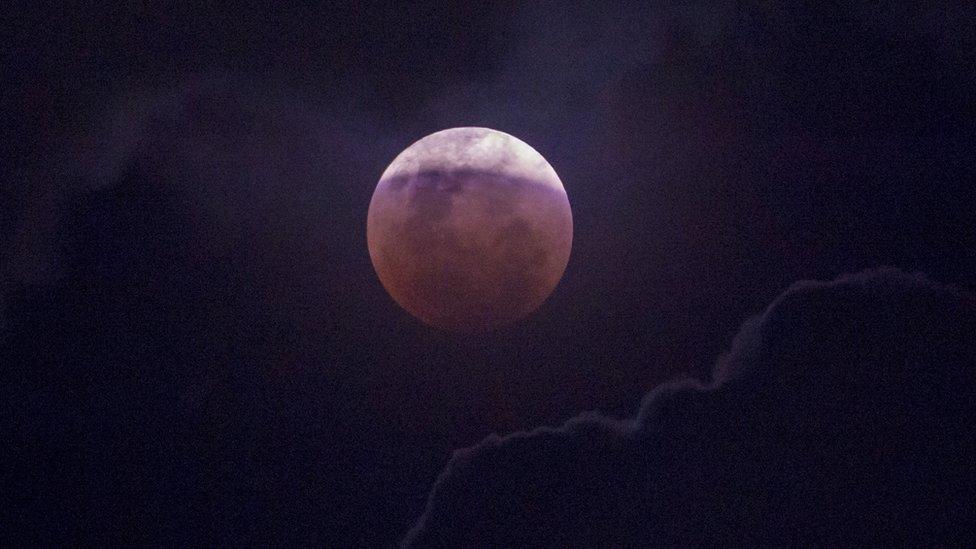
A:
[379, 127, 567, 195]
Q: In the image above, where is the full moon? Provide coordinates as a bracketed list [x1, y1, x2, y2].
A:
[367, 127, 573, 332]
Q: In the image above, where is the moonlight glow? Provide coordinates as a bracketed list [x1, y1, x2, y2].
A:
[367, 127, 573, 332]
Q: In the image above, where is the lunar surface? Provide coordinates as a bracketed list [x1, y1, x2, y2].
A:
[367, 127, 573, 332]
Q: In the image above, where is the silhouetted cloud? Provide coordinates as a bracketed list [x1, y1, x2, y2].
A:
[405, 268, 976, 546]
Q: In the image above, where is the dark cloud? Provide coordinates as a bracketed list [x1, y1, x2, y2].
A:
[405, 268, 976, 546]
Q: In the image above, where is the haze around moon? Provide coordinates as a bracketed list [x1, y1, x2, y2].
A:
[367, 127, 573, 332]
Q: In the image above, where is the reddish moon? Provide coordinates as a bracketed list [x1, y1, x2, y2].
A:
[367, 127, 573, 332]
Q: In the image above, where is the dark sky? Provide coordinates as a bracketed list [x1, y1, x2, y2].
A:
[2, 2, 975, 546]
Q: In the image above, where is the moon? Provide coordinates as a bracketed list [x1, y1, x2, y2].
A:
[367, 127, 573, 332]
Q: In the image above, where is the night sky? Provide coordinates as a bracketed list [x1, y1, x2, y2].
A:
[3, 2, 975, 546]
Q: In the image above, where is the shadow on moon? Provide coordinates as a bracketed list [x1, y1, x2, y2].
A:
[368, 169, 572, 332]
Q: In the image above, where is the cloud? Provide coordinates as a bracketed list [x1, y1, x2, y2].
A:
[2, 72, 390, 303]
[404, 268, 976, 546]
